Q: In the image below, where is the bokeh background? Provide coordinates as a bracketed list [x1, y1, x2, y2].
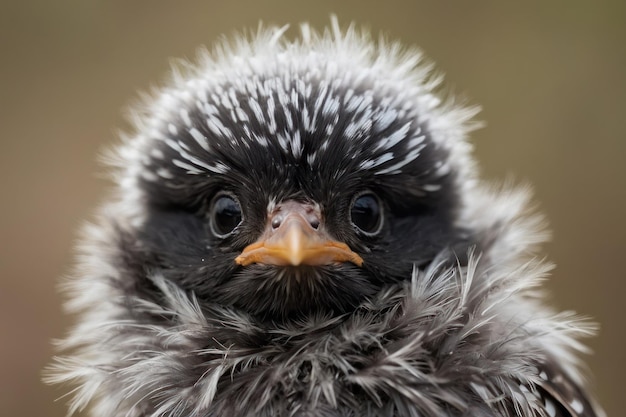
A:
[1, 1, 623, 416]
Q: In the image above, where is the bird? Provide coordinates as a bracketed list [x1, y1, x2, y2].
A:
[46, 19, 605, 417]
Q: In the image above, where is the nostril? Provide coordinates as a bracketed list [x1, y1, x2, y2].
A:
[270, 202, 322, 230]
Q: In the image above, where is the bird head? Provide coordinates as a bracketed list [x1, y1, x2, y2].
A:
[114, 25, 478, 321]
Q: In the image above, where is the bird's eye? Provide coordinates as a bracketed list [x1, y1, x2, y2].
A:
[210, 193, 243, 237]
[350, 192, 383, 235]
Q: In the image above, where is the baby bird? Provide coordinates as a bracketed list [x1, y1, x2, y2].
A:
[47, 19, 605, 417]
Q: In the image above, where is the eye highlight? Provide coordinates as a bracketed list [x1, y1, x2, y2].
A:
[210, 192, 243, 237]
[350, 192, 383, 236]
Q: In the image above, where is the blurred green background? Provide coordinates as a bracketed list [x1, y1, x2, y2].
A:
[1, 1, 623, 416]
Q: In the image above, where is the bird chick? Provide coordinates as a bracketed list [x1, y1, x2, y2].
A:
[46, 19, 605, 417]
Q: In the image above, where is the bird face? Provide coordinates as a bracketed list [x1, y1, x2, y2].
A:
[125, 54, 466, 321]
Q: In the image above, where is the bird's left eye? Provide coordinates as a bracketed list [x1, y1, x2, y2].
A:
[210, 193, 243, 237]
[350, 192, 384, 236]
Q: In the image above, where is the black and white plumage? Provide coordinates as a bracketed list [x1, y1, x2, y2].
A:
[46, 20, 605, 417]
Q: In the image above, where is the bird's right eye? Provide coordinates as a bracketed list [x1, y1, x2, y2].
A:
[209, 193, 243, 237]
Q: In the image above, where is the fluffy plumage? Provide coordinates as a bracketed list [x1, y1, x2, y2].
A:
[46, 19, 604, 417]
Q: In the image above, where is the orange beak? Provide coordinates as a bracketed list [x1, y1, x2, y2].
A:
[235, 201, 363, 267]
